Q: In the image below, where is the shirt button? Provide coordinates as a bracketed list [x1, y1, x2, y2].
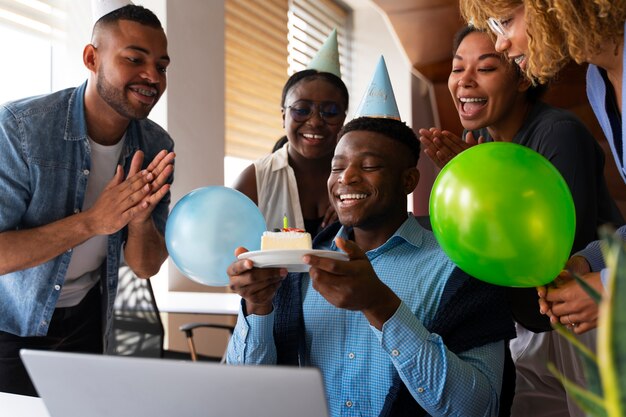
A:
[417, 387, 425, 393]
[67, 248, 72, 253]
[348, 352, 355, 359]
[345, 400, 353, 408]
[74, 208, 80, 214]
[391, 349, 400, 357]
[54, 285, 61, 291]
[83, 169, 90, 176]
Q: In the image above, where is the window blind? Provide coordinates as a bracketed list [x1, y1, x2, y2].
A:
[224, 0, 351, 161]
[225, 0, 289, 160]
[0, 0, 65, 40]
[287, 0, 351, 86]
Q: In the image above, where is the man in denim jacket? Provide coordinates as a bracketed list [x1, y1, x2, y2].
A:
[0, 4, 174, 396]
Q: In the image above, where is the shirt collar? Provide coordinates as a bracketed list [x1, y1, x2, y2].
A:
[64, 80, 140, 158]
[330, 214, 426, 253]
[270, 142, 290, 172]
[64, 81, 89, 142]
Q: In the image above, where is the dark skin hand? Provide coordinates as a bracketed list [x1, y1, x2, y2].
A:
[227, 238, 400, 330]
[418, 128, 484, 169]
[123, 149, 175, 277]
[227, 247, 288, 316]
[537, 255, 601, 334]
[126, 149, 175, 225]
[304, 236, 401, 330]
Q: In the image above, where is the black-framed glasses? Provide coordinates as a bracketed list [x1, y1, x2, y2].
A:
[284, 101, 345, 124]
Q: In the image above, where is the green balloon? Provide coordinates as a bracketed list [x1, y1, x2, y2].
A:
[429, 142, 576, 287]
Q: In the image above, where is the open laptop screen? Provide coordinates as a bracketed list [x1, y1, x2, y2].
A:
[21, 349, 329, 417]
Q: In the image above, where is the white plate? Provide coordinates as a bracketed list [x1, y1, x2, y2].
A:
[238, 249, 349, 272]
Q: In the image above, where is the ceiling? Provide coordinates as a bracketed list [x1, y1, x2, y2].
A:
[372, 0, 462, 70]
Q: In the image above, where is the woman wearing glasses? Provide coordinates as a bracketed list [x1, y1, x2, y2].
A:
[459, 0, 626, 337]
[419, 26, 622, 417]
[233, 69, 349, 237]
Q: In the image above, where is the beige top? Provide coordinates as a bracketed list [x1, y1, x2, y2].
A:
[254, 143, 305, 231]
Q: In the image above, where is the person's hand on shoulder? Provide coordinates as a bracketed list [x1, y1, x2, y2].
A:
[227, 247, 287, 316]
[304, 237, 400, 330]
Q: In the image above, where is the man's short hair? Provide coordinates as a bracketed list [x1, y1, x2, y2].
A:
[95, 4, 162, 29]
[338, 117, 420, 166]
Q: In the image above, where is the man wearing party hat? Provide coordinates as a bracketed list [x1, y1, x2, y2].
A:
[233, 28, 348, 238]
[227, 57, 515, 416]
[0, 1, 174, 395]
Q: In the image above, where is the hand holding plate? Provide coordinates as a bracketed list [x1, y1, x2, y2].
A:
[228, 247, 287, 316]
[305, 237, 400, 329]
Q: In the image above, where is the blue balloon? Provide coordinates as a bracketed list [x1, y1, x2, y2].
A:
[165, 186, 266, 286]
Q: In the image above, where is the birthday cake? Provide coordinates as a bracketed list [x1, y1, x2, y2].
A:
[261, 228, 312, 250]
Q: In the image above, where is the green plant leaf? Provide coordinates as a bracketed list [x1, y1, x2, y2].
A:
[551, 323, 602, 397]
[596, 226, 626, 417]
[548, 362, 607, 417]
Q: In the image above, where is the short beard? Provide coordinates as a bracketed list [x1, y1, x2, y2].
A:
[96, 69, 154, 120]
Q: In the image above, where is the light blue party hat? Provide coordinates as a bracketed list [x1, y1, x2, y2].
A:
[354, 56, 401, 120]
[307, 28, 341, 78]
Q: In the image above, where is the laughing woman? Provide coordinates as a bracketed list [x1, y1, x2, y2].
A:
[419, 26, 623, 417]
[233, 69, 349, 237]
[458, 0, 626, 337]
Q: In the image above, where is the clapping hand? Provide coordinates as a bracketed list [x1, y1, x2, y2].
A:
[127, 149, 175, 225]
[418, 128, 484, 169]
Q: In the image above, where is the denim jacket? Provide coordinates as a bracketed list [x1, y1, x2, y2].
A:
[0, 81, 174, 337]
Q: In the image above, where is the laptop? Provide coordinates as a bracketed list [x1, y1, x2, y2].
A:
[21, 349, 329, 417]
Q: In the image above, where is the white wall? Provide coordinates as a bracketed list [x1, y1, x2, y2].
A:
[346, 1, 412, 125]
[165, 1, 226, 291]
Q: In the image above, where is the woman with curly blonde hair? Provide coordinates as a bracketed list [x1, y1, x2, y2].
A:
[460, 0, 625, 84]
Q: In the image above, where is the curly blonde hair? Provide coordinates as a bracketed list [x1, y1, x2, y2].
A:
[459, 0, 626, 84]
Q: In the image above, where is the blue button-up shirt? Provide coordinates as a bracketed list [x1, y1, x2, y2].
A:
[227, 216, 503, 417]
[0, 81, 174, 337]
